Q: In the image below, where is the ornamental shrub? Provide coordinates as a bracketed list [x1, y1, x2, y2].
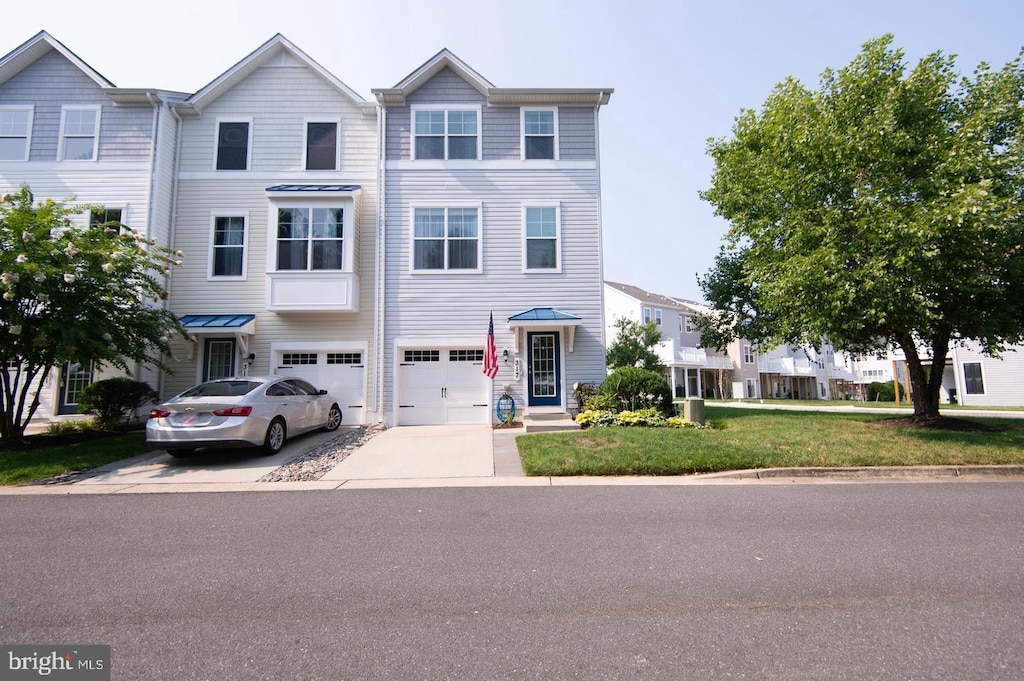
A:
[575, 409, 618, 428]
[78, 377, 158, 429]
[582, 392, 619, 412]
[615, 408, 666, 427]
[867, 381, 905, 402]
[599, 366, 673, 416]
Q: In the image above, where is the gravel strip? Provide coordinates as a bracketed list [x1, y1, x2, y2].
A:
[257, 424, 386, 482]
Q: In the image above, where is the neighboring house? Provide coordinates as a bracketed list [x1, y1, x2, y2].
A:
[373, 50, 612, 426]
[950, 342, 1024, 407]
[160, 35, 379, 425]
[604, 281, 745, 398]
[0, 31, 185, 426]
[604, 281, 859, 401]
[755, 343, 855, 401]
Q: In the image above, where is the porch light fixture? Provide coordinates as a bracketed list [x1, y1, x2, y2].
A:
[502, 348, 509, 363]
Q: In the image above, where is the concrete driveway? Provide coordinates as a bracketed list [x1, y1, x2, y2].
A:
[75, 427, 356, 486]
[322, 425, 494, 480]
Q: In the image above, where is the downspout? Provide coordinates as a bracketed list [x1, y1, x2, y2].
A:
[139, 92, 162, 386]
[159, 102, 185, 400]
[375, 103, 387, 423]
[594, 92, 606, 353]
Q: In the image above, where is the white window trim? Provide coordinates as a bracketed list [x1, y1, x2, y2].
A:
[82, 203, 129, 232]
[0, 105, 34, 162]
[302, 117, 341, 172]
[408, 202, 484, 274]
[207, 211, 249, 281]
[655, 309, 662, 326]
[962, 361, 986, 396]
[58, 105, 101, 162]
[684, 315, 695, 334]
[520, 106, 559, 161]
[410, 105, 483, 161]
[743, 344, 755, 364]
[643, 307, 652, 324]
[213, 118, 254, 171]
[266, 198, 355, 273]
[521, 203, 562, 273]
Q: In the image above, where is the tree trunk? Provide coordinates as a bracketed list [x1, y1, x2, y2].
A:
[895, 333, 947, 420]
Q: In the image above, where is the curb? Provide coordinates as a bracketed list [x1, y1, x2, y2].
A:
[711, 465, 1024, 480]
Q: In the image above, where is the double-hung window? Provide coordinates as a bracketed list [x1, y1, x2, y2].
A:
[684, 316, 695, 334]
[90, 208, 123, 232]
[524, 206, 560, 271]
[305, 120, 338, 170]
[963, 362, 985, 395]
[743, 344, 755, 364]
[215, 120, 251, 170]
[59, 106, 100, 161]
[413, 108, 479, 160]
[413, 207, 480, 271]
[277, 207, 344, 271]
[521, 108, 557, 160]
[0, 107, 33, 161]
[210, 214, 247, 279]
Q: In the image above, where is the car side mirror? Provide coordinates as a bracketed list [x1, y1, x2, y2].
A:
[319, 389, 328, 395]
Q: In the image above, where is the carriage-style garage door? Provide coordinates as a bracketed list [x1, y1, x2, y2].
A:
[275, 350, 366, 424]
[397, 348, 489, 425]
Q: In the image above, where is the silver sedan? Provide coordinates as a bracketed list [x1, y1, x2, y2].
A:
[146, 376, 342, 457]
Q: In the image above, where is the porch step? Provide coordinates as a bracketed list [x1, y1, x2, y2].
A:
[523, 412, 581, 434]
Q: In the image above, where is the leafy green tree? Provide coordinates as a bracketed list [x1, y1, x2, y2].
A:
[700, 36, 1024, 421]
[0, 186, 186, 442]
[606, 317, 665, 372]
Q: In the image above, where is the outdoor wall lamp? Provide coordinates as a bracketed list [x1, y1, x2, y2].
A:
[246, 353, 256, 364]
[502, 348, 510, 363]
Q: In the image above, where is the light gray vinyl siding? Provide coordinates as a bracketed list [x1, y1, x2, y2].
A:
[147, 104, 180, 246]
[955, 343, 1024, 407]
[558, 107, 596, 159]
[381, 168, 605, 420]
[384, 69, 597, 161]
[0, 170, 152, 233]
[0, 49, 152, 162]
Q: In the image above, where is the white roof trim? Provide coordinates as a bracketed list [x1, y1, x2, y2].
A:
[0, 30, 114, 89]
[373, 48, 493, 104]
[184, 34, 373, 113]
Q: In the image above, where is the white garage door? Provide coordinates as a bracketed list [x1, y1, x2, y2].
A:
[275, 351, 366, 424]
[398, 348, 489, 425]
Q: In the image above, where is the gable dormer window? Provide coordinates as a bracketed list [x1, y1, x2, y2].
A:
[412, 107, 480, 160]
[522, 108, 558, 160]
[59, 106, 100, 161]
[215, 120, 251, 170]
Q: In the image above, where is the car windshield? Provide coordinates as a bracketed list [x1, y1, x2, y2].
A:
[178, 380, 262, 398]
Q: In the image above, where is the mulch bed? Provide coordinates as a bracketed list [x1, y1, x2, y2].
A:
[873, 416, 1005, 432]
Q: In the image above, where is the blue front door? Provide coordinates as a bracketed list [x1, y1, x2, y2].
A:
[527, 331, 561, 407]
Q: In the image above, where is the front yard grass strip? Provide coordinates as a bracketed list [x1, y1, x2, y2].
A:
[517, 407, 1024, 476]
[0, 433, 146, 486]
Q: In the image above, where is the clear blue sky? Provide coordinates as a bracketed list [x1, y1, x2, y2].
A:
[5, 0, 1023, 301]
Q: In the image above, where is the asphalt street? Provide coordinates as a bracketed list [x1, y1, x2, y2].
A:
[2, 483, 1022, 680]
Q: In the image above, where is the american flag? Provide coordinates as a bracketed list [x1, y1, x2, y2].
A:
[483, 311, 499, 379]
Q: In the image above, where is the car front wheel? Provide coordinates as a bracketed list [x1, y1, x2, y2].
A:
[323, 404, 342, 432]
[262, 418, 286, 455]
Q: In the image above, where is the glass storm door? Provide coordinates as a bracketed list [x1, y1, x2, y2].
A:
[527, 332, 561, 407]
[204, 339, 236, 380]
[58, 362, 94, 415]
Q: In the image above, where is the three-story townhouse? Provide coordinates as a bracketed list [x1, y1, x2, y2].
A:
[161, 35, 379, 425]
[0, 31, 185, 426]
[373, 50, 612, 427]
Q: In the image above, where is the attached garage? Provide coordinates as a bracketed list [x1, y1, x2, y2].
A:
[274, 347, 367, 424]
[397, 347, 490, 425]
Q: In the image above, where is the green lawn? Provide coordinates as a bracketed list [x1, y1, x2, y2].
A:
[0, 433, 146, 486]
[696, 398, 1024, 411]
[517, 407, 1024, 476]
